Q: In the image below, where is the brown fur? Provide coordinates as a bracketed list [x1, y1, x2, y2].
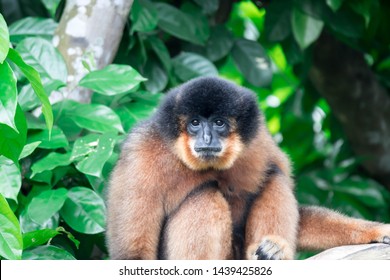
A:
[106, 106, 390, 260]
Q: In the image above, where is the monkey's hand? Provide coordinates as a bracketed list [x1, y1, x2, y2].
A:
[247, 235, 294, 260]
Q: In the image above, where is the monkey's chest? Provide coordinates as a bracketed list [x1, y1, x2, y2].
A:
[216, 179, 260, 228]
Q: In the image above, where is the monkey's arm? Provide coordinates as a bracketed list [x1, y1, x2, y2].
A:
[244, 172, 299, 260]
[106, 161, 164, 260]
[298, 206, 390, 251]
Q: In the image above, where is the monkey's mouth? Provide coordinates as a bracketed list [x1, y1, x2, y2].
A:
[193, 147, 222, 161]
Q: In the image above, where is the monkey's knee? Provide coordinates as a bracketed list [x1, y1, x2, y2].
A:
[163, 188, 232, 259]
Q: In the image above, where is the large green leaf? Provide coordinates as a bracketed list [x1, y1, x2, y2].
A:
[19, 77, 64, 112]
[206, 25, 234, 62]
[292, 8, 324, 50]
[0, 105, 27, 164]
[155, 2, 208, 45]
[30, 152, 72, 177]
[115, 92, 161, 132]
[173, 52, 218, 82]
[0, 61, 17, 131]
[0, 13, 9, 63]
[143, 59, 168, 93]
[27, 188, 68, 225]
[74, 132, 116, 177]
[0, 157, 21, 203]
[60, 187, 106, 234]
[263, 0, 292, 42]
[22, 245, 75, 260]
[23, 227, 79, 250]
[7, 48, 53, 133]
[231, 39, 272, 87]
[0, 194, 22, 260]
[23, 228, 60, 250]
[19, 210, 59, 233]
[9, 17, 58, 43]
[66, 102, 124, 134]
[147, 36, 172, 71]
[130, 0, 158, 33]
[28, 127, 68, 149]
[79, 64, 146, 96]
[16, 37, 67, 83]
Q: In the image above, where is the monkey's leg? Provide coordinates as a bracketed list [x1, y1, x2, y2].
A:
[163, 188, 232, 260]
[245, 174, 299, 260]
[298, 206, 390, 251]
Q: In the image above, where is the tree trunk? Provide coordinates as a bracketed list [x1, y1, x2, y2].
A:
[53, 0, 133, 103]
[309, 33, 390, 189]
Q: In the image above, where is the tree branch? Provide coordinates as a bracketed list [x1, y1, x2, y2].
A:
[308, 243, 390, 260]
[53, 0, 133, 103]
[309, 33, 390, 189]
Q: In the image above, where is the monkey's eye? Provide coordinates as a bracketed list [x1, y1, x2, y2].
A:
[214, 119, 225, 127]
[191, 119, 200, 126]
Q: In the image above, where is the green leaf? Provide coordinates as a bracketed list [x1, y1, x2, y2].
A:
[231, 39, 272, 87]
[334, 177, 387, 208]
[20, 210, 59, 233]
[31, 152, 72, 177]
[74, 133, 116, 177]
[348, 0, 371, 27]
[115, 93, 161, 132]
[79, 64, 146, 96]
[155, 2, 208, 45]
[19, 141, 41, 159]
[9, 17, 58, 43]
[0, 157, 21, 203]
[22, 245, 75, 260]
[41, 0, 61, 18]
[7, 48, 53, 133]
[193, 0, 219, 15]
[326, 0, 344, 12]
[147, 36, 172, 71]
[0, 13, 10, 63]
[0, 61, 17, 131]
[0, 105, 27, 164]
[143, 59, 168, 93]
[71, 134, 99, 161]
[27, 127, 68, 149]
[27, 188, 68, 225]
[60, 187, 106, 234]
[16, 37, 67, 83]
[19, 77, 65, 112]
[66, 102, 124, 134]
[130, 0, 158, 33]
[23, 228, 60, 250]
[263, 0, 292, 42]
[206, 25, 234, 62]
[292, 8, 324, 50]
[0, 194, 23, 260]
[173, 52, 218, 82]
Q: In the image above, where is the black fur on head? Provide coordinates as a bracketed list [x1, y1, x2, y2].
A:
[155, 76, 261, 143]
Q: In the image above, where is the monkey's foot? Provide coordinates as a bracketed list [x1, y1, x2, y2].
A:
[247, 235, 294, 260]
[372, 224, 390, 244]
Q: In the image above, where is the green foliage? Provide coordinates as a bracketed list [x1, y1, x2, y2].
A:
[0, 0, 389, 260]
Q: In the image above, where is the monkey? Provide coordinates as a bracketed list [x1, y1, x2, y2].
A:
[106, 76, 390, 260]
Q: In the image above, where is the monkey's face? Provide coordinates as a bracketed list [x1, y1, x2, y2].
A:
[174, 115, 244, 170]
[156, 77, 260, 171]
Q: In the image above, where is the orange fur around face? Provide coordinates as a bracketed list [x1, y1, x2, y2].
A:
[173, 130, 244, 171]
